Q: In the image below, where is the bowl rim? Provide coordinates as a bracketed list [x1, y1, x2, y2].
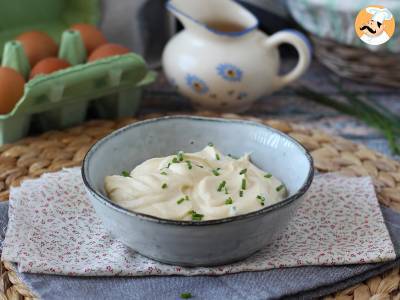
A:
[82, 115, 314, 226]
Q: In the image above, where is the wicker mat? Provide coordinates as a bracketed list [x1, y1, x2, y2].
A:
[0, 112, 399, 300]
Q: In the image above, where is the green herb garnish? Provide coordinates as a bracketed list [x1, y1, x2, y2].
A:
[208, 142, 214, 147]
[177, 195, 189, 205]
[257, 195, 265, 206]
[162, 183, 168, 189]
[177, 151, 184, 162]
[224, 186, 228, 194]
[185, 160, 192, 170]
[276, 184, 285, 192]
[225, 197, 233, 205]
[239, 190, 244, 197]
[121, 171, 130, 177]
[161, 171, 168, 175]
[172, 157, 179, 163]
[264, 173, 272, 178]
[215, 153, 220, 160]
[241, 178, 247, 190]
[239, 169, 247, 175]
[212, 168, 220, 176]
[180, 292, 193, 299]
[217, 180, 226, 192]
[190, 210, 204, 221]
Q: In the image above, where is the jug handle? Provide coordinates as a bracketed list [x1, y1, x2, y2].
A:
[264, 30, 312, 91]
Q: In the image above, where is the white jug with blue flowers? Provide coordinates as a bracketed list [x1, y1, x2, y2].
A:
[162, 0, 311, 112]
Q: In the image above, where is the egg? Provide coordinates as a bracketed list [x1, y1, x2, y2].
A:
[88, 43, 131, 62]
[16, 31, 58, 67]
[30, 57, 71, 79]
[70, 23, 107, 54]
[0, 67, 25, 114]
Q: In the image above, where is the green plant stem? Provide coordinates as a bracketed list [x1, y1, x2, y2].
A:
[294, 85, 400, 155]
[295, 87, 356, 116]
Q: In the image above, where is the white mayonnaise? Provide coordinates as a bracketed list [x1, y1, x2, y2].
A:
[104, 146, 286, 221]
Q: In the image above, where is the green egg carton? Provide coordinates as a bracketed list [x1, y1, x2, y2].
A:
[0, 0, 101, 54]
[0, 1, 156, 145]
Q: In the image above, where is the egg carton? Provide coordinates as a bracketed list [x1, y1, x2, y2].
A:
[0, 30, 155, 145]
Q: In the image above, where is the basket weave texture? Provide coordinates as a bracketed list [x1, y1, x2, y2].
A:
[312, 35, 400, 88]
[0, 112, 399, 299]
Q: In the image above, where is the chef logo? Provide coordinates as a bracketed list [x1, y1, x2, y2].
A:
[355, 5, 395, 46]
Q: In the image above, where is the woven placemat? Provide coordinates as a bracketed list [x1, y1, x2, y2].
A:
[0, 112, 399, 300]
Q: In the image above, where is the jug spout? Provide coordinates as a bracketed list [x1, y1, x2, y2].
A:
[166, 0, 258, 36]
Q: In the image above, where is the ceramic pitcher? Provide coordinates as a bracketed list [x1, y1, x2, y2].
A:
[162, 0, 311, 112]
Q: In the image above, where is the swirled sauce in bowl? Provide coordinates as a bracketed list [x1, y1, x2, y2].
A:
[104, 145, 286, 221]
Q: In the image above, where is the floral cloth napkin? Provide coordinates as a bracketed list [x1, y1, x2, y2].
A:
[2, 168, 395, 276]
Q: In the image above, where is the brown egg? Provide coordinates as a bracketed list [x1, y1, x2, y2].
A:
[88, 43, 131, 62]
[30, 57, 71, 79]
[16, 31, 58, 67]
[0, 67, 25, 114]
[70, 23, 107, 54]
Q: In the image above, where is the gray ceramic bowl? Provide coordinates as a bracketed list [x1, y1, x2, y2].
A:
[82, 116, 314, 266]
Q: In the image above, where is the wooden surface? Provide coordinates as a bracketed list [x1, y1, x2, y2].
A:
[0, 112, 399, 299]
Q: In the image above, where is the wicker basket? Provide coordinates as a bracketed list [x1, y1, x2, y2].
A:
[311, 35, 400, 88]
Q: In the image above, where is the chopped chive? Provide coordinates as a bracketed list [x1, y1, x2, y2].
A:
[177, 151, 184, 162]
[161, 163, 171, 170]
[224, 186, 228, 194]
[257, 195, 265, 206]
[190, 210, 204, 221]
[162, 183, 168, 189]
[212, 168, 220, 176]
[208, 142, 214, 147]
[239, 169, 247, 175]
[177, 195, 190, 205]
[172, 157, 179, 163]
[241, 178, 247, 190]
[161, 171, 168, 175]
[264, 173, 272, 178]
[239, 190, 244, 197]
[195, 164, 204, 168]
[217, 180, 226, 192]
[185, 160, 192, 170]
[180, 293, 192, 299]
[225, 197, 233, 205]
[215, 153, 220, 160]
[276, 184, 285, 192]
[121, 170, 130, 177]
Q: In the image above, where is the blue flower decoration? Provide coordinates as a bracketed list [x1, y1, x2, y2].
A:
[216, 63, 243, 82]
[186, 74, 209, 95]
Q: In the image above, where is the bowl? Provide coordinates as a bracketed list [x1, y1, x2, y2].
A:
[82, 116, 314, 266]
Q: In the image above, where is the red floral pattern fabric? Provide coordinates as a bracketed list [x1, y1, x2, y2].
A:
[2, 168, 395, 276]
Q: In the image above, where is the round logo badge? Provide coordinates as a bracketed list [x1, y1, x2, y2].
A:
[355, 5, 395, 46]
